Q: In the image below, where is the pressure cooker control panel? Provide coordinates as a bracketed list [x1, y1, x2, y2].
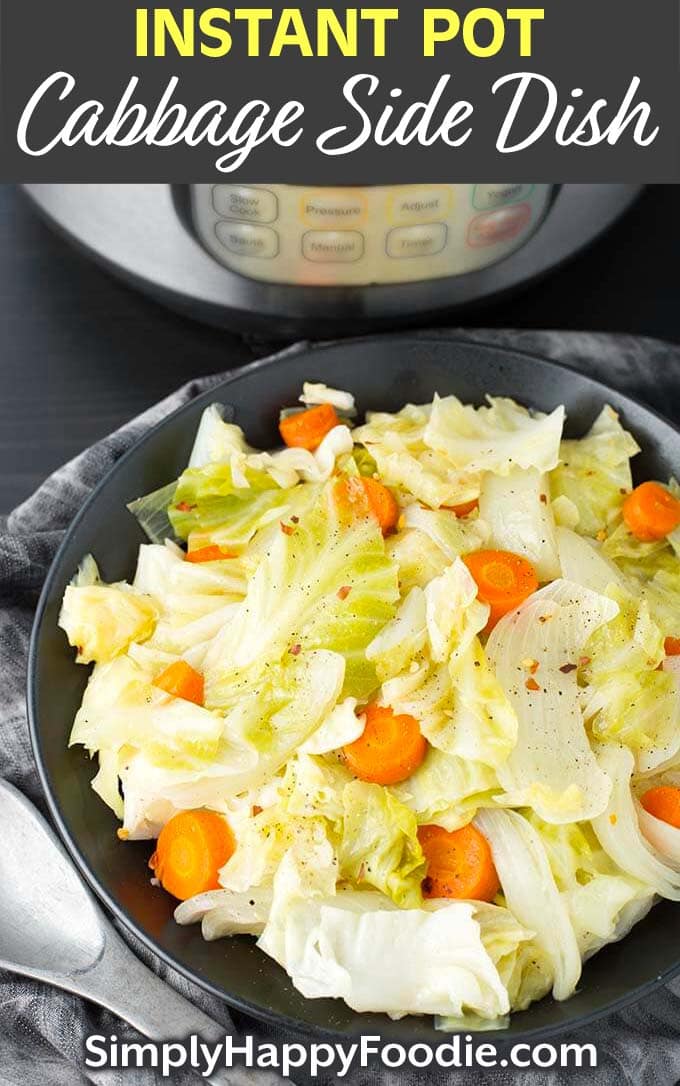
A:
[190, 183, 551, 286]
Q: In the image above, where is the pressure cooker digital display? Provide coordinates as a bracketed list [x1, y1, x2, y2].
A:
[190, 182, 551, 286]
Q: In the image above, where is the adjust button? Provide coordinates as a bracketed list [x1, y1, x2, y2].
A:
[388, 187, 452, 224]
[212, 185, 279, 223]
[215, 221, 279, 259]
[386, 223, 448, 259]
[302, 230, 364, 263]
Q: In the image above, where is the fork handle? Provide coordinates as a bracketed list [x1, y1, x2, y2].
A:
[68, 926, 288, 1086]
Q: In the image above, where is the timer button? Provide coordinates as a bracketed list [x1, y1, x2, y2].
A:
[466, 204, 532, 247]
[386, 223, 448, 259]
[215, 222, 279, 259]
[472, 183, 534, 210]
[212, 185, 279, 224]
[302, 230, 364, 263]
[388, 187, 453, 224]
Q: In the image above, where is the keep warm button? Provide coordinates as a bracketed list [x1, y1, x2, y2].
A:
[386, 223, 447, 259]
[302, 230, 364, 263]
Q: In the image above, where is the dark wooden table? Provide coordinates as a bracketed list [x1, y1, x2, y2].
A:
[2, 183, 679, 514]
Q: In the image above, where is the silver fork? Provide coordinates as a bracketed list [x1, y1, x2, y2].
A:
[0, 778, 289, 1086]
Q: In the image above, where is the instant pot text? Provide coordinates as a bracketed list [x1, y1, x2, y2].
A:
[4, 0, 672, 180]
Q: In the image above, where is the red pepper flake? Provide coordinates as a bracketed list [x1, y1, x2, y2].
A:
[619, 488, 628, 495]
[337, 585, 352, 600]
[289, 643, 301, 656]
[559, 662, 577, 674]
[252, 804, 263, 816]
[578, 656, 591, 667]
[176, 501, 196, 513]
[539, 493, 548, 504]
[525, 677, 541, 692]
[291, 515, 300, 524]
[421, 876, 434, 896]
[280, 522, 295, 535]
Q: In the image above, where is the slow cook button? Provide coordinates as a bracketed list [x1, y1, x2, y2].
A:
[302, 230, 364, 263]
[215, 221, 279, 259]
[212, 185, 278, 223]
[472, 183, 534, 210]
[386, 223, 448, 259]
[466, 204, 532, 247]
[388, 187, 452, 224]
[301, 190, 367, 226]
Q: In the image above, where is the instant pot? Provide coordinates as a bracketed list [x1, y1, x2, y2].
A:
[24, 184, 641, 336]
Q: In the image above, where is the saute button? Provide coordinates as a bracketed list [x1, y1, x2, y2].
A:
[300, 190, 367, 227]
[386, 223, 448, 258]
[302, 230, 364, 263]
[388, 187, 452, 224]
[215, 222, 279, 259]
[466, 204, 532, 247]
[212, 185, 279, 223]
[472, 183, 534, 210]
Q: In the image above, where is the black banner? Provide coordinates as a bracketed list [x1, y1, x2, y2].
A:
[1, 0, 678, 181]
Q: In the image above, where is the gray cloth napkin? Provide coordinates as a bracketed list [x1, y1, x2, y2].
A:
[2, 329, 680, 1086]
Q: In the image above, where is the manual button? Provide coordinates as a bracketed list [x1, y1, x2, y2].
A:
[302, 230, 364, 263]
[215, 221, 279, 259]
[212, 185, 278, 223]
[386, 223, 448, 259]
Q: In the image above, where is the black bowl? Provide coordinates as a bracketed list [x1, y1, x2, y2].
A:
[29, 335, 680, 1042]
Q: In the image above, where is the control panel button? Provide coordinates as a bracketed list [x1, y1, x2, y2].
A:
[388, 187, 453, 224]
[300, 191, 367, 227]
[212, 185, 278, 223]
[472, 183, 534, 210]
[466, 204, 532, 247]
[386, 223, 448, 259]
[302, 230, 364, 263]
[215, 221, 279, 259]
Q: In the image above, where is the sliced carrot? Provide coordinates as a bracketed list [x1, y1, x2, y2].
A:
[444, 499, 479, 518]
[623, 482, 680, 542]
[463, 549, 539, 631]
[640, 785, 680, 829]
[342, 704, 427, 785]
[154, 660, 204, 706]
[665, 637, 680, 656]
[418, 823, 500, 902]
[149, 809, 235, 901]
[334, 476, 399, 535]
[185, 545, 236, 563]
[279, 403, 340, 451]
